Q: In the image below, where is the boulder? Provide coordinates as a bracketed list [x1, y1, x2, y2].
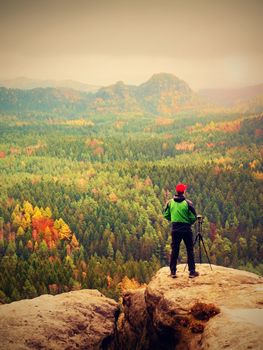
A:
[0, 289, 119, 350]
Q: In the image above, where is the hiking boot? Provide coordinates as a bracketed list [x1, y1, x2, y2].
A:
[189, 271, 199, 278]
[170, 271, 177, 278]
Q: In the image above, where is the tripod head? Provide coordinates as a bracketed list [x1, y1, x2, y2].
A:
[197, 214, 203, 223]
[196, 214, 203, 234]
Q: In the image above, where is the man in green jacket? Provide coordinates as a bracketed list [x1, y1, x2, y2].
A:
[164, 183, 199, 278]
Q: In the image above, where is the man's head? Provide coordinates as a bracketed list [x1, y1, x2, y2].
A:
[176, 183, 187, 195]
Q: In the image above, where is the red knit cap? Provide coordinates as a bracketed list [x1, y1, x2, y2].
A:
[176, 183, 188, 193]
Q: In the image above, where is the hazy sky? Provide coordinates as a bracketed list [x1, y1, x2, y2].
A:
[0, 0, 262, 89]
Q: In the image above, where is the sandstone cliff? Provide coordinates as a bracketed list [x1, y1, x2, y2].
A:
[0, 265, 262, 350]
[119, 264, 263, 350]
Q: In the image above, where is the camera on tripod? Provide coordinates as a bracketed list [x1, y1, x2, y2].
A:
[184, 213, 213, 271]
[197, 214, 203, 223]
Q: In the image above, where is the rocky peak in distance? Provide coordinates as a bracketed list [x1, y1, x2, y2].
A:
[138, 73, 192, 95]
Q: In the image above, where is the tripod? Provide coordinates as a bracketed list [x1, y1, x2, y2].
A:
[184, 215, 213, 271]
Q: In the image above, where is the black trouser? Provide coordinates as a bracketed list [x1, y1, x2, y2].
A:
[170, 223, 195, 273]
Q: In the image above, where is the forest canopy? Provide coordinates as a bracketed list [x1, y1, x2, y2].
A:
[0, 103, 262, 302]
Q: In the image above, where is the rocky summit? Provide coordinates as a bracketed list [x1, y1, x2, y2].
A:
[0, 265, 263, 350]
[119, 264, 263, 350]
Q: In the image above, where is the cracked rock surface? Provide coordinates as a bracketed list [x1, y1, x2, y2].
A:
[0, 289, 118, 350]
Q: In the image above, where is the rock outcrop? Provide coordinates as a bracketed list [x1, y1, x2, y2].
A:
[119, 264, 263, 350]
[0, 265, 262, 350]
[0, 289, 119, 350]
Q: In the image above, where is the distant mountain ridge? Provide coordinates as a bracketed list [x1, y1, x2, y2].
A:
[0, 73, 197, 115]
[0, 77, 100, 93]
[0, 86, 90, 113]
[0, 73, 262, 115]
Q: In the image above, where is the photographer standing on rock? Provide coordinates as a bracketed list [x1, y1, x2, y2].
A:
[164, 183, 199, 278]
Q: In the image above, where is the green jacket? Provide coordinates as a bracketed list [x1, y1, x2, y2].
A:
[164, 195, 197, 224]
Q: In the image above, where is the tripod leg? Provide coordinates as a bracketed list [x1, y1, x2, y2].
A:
[200, 235, 213, 271]
[198, 236, 202, 264]
[193, 233, 199, 246]
[193, 234, 202, 264]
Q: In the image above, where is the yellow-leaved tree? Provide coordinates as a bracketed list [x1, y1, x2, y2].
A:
[54, 218, 72, 241]
[23, 201, 34, 216]
[32, 206, 42, 220]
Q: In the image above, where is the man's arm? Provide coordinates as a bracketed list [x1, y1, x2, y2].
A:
[163, 200, 171, 221]
[186, 199, 197, 224]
